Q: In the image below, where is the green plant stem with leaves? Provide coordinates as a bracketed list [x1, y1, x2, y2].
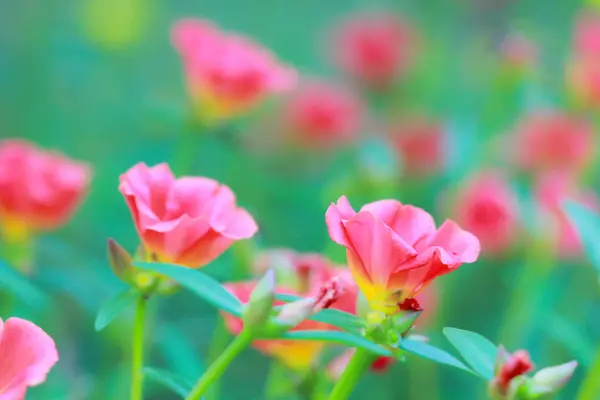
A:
[186, 330, 253, 400]
[131, 294, 149, 400]
[576, 346, 600, 400]
[328, 348, 375, 400]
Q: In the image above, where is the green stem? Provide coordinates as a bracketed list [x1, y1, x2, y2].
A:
[186, 330, 252, 400]
[130, 294, 148, 400]
[576, 346, 600, 400]
[204, 316, 232, 400]
[328, 348, 374, 400]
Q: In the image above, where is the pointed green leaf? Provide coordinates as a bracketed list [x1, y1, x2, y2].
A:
[280, 330, 391, 356]
[274, 293, 364, 331]
[399, 339, 475, 375]
[310, 308, 365, 330]
[563, 201, 600, 275]
[443, 327, 498, 379]
[95, 289, 139, 331]
[0, 260, 47, 308]
[274, 293, 301, 303]
[135, 262, 242, 316]
[143, 367, 193, 398]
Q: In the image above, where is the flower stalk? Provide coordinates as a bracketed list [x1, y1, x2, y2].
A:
[130, 293, 149, 400]
[186, 330, 253, 400]
[328, 348, 375, 400]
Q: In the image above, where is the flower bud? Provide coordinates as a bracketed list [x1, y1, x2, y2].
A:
[523, 361, 578, 398]
[107, 238, 135, 284]
[243, 270, 276, 329]
[272, 297, 316, 332]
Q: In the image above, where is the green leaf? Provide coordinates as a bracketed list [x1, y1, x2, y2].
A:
[143, 367, 193, 398]
[310, 308, 364, 330]
[0, 261, 47, 308]
[135, 262, 243, 316]
[274, 293, 301, 303]
[95, 289, 139, 331]
[274, 293, 364, 331]
[443, 327, 498, 379]
[563, 201, 600, 275]
[399, 339, 475, 375]
[280, 330, 391, 356]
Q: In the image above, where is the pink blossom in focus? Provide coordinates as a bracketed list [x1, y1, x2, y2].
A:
[119, 162, 258, 268]
[331, 12, 415, 88]
[0, 318, 58, 400]
[326, 196, 480, 314]
[0, 139, 90, 239]
[453, 172, 519, 255]
[389, 117, 445, 177]
[535, 173, 599, 258]
[171, 18, 296, 121]
[282, 81, 363, 150]
[513, 112, 593, 175]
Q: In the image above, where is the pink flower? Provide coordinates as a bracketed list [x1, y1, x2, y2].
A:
[282, 81, 362, 150]
[223, 253, 356, 370]
[118, 162, 258, 268]
[453, 172, 519, 255]
[513, 112, 594, 175]
[535, 173, 599, 258]
[567, 58, 600, 108]
[171, 18, 296, 122]
[499, 33, 537, 71]
[573, 11, 600, 60]
[331, 12, 415, 88]
[0, 140, 90, 241]
[389, 117, 445, 177]
[326, 196, 480, 314]
[0, 317, 58, 399]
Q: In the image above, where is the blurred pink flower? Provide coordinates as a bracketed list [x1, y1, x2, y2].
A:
[171, 18, 296, 122]
[119, 162, 258, 268]
[573, 11, 600, 60]
[0, 139, 90, 241]
[223, 252, 357, 370]
[331, 13, 415, 88]
[535, 173, 599, 258]
[453, 172, 519, 255]
[513, 112, 593, 175]
[499, 33, 537, 71]
[389, 117, 445, 177]
[567, 58, 600, 108]
[282, 81, 363, 150]
[0, 317, 58, 400]
[326, 196, 479, 314]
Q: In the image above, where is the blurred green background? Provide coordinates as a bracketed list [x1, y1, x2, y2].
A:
[2, 0, 600, 399]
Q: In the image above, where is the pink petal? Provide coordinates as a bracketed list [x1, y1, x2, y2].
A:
[361, 200, 436, 246]
[325, 196, 357, 247]
[176, 229, 234, 268]
[0, 318, 58, 398]
[418, 220, 480, 264]
[219, 208, 258, 239]
[165, 176, 220, 219]
[343, 211, 418, 288]
[119, 163, 175, 220]
[143, 214, 211, 262]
